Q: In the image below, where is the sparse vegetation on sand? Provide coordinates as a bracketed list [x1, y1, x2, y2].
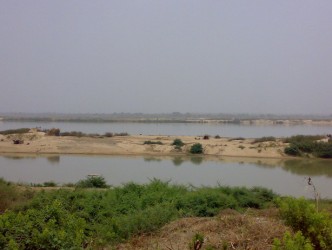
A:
[0, 128, 30, 135]
[143, 140, 163, 145]
[253, 136, 276, 143]
[284, 135, 332, 158]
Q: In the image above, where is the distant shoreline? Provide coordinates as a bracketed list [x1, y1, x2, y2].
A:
[1, 117, 332, 126]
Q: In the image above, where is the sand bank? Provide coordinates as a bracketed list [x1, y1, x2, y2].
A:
[0, 131, 291, 159]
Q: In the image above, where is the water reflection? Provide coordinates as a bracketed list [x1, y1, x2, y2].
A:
[47, 155, 60, 164]
[283, 159, 332, 177]
[0, 154, 331, 198]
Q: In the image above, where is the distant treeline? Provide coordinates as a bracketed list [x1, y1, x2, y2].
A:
[1, 112, 332, 123]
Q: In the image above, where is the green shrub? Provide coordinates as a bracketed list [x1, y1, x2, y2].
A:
[283, 135, 332, 158]
[273, 231, 313, 250]
[313, 143, 332, 158]
[172, 138, 184, 147]
[283, 135, 324, 144]
[0, 200, 87, 249]
[175, 189, 237, 216]
[190, 143, 203, 154]
[0, 178, 18, 213]
[76, 175, 109, 188]
[284, 145, 301, 156]
[0, 178, 278, 249]
[143, 140, 163, 145]
[276, 197, 332, 250]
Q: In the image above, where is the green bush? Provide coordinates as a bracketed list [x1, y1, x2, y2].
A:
[276, 197, 332, 250]
[0, 178, 277, 249]
[283, 135, 332, 158]
[172, 138, 184, 147]
[76, 175, 109, 188]
[273, 231, 313, 250]
[190, 143, 203, 154]
[0, 200, 87, 249]
[313, 143, 332, 158]
[284, 145, 302, 156]
[0, 178, 18, 213]
[283, 135, 324, 144]
[175, 189, 237, 216]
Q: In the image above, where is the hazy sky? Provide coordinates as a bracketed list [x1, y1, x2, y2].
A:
[1, 1, 331, 114]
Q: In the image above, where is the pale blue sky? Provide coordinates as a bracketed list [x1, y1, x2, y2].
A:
[1, 1, 331, 114]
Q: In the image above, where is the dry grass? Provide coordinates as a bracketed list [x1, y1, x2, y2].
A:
[115, 208, 290, 250]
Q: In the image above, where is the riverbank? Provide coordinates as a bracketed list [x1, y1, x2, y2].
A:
[0, 130, 289, 158]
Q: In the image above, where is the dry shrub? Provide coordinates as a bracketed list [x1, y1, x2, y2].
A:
[116, 208, 289, 250]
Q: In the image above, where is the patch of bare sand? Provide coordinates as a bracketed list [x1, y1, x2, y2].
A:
[116, 208, 289, 250]
[0, 133, 289, 159]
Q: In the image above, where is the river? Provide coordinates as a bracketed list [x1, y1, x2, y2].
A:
[0, 154, 331, 198]
[1, 121, 331, 198]
[0, 121, 332, 137]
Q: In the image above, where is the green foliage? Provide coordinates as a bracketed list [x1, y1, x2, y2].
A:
[283, 135, 332, 158]
[272, 231, 313, 250]
[0, 199, 87, 249]
[253, 136, 276, 143]
[175, 188, 237, 216]
[283, 135, 324, 144]
[0, 128, 30, 135]
[276, 197, 332, 250]
[143, 140, 163, 145]
[0, 178, 18, 213]
[284, 145, 302, 156]
[190, 143, 203, 154]
[76, 175, 109, 188]
[172, 138, 184, 147]
[0, 179, 277, 249]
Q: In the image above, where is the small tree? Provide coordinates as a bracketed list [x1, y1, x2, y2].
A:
[76, 175, 108, 188]
[190, 143, 203, 154]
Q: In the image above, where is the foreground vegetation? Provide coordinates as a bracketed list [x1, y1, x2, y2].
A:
[0, 177, 276, 249]
[1, 176, 332, 249]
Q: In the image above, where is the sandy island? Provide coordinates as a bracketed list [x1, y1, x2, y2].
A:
[0, 130, 292, 159]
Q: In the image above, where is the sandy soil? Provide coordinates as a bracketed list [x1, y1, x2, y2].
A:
[0, 130, 290, 159]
